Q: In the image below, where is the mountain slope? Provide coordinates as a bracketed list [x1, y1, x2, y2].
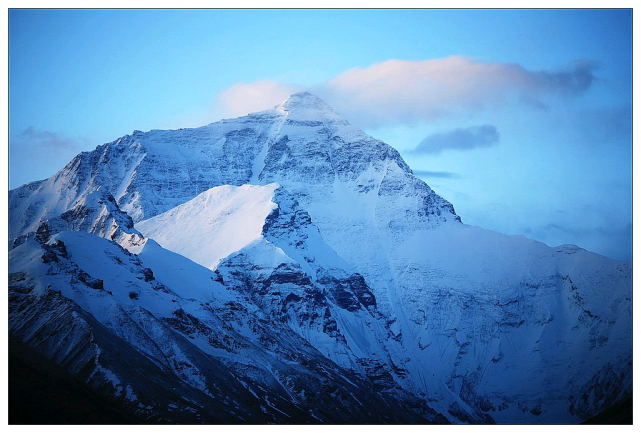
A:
[9, 92, 458, 314]
[137, 183, 280, 269]
[8, 92, 632, 424]
[137, 183, 407, 392]
[387, 223, 632, 423]
[134, 175, 633, 423]
[9, 228, 432, 423]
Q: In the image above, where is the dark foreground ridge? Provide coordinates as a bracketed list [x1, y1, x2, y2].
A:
[582, 394, 632, 425]
[9, 337, 143, 424]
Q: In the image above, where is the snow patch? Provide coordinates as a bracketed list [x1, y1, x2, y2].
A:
[137, 183, 280, 270]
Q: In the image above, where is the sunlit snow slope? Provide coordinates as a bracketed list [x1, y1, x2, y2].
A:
[137, 184, 279, 269]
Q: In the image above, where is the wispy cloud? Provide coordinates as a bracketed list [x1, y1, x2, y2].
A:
[577, 106, 632, 145]
[412, 170, 461, 179]
[213, 56, 598, 127]
[410, 124, 499, 155]
[10, 128, 90, 188]
[14, 127, 89, 153]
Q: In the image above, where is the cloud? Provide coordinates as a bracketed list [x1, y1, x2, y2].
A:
[14, 127, 89, 153]
[317, 56, 598, 127]
[412, 170, 461, 179]
[410, 124, 499, 155]
[10, 128, 90, 188]
[214, 80, 303, 118]
[577, 106, 632, 145]
[211, 57, 598, 128]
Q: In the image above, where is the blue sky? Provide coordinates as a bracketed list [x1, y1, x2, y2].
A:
[8, 8, 633, 261]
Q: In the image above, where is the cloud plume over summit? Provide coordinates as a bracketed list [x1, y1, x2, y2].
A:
[214, 80, 302, 118]
[213, 56, 598, 127]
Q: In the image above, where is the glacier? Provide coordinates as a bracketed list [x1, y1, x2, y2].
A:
[8, 92, 632, 424]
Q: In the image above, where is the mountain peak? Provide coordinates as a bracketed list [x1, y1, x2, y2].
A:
[277, 92, 335, 114]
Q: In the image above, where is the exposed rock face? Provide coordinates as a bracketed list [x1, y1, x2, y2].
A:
[8, 92, 632, 424]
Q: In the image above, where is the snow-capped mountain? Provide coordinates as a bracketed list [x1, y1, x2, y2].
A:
[8, 92, 632, 424]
